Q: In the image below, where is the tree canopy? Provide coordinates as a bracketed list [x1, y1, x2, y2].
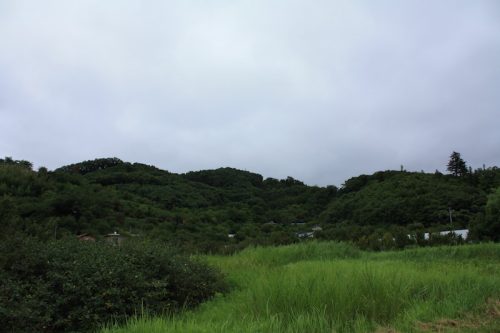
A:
[447, 151, 468, 177]
[1, 155, 499, 252]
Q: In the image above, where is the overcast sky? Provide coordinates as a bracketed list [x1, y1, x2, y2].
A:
[1, 1, 499, 186]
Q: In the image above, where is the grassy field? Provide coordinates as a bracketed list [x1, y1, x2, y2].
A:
[101, 242, 500, 333]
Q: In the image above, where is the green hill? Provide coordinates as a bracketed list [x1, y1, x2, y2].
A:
[1, 157, 499, 252]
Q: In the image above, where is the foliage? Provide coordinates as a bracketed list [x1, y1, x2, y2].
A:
[100, 242, 500, 333]
[0, 237, 227, 332]
[323, 171, 485, 227]
[472, 187, 500, 241]
[0, 158, 332, 252]
[447, 151, 468, 177]
[1, 155, 499, 253]
[54, 157, 124, 175]
[184, 167, 264, 188]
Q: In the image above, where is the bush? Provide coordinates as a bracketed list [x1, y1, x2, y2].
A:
[0, 237, 227, 332]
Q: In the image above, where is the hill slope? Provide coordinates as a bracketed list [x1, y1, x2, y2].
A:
[1, 157, 499, 251]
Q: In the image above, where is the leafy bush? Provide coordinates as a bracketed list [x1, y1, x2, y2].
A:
[0, 237, 227, 332]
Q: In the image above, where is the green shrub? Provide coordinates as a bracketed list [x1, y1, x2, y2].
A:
[0, 237, 227, 332]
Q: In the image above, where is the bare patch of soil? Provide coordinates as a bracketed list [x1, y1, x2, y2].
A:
[376, 299, 500, 333]
[416, 299, 500, 332]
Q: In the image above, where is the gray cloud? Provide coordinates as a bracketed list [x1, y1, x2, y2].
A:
[1, 0, 499, 186]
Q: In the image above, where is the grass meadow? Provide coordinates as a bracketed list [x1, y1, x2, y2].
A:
[101, 242, 500, 332]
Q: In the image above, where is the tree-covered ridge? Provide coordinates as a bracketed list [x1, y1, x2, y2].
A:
[1, 155, 499, 252]
[321, 171, 485, 227]
[184, 167, 264, 188]
[54, 157, 125, 175]
[0, 158, 331, 251]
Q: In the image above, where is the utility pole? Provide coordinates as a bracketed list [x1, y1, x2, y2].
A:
[448, 207, 453, 228]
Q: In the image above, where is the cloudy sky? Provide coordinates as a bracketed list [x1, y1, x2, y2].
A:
[1, 0, 499, 186]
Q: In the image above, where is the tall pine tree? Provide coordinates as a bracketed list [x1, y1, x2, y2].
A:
[447, 151, 467, 177]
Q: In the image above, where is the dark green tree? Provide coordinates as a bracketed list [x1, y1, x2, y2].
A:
[473, 187, 500, 241]
[447, 151, 467, 177]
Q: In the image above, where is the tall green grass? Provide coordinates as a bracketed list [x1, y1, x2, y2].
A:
[368, 242, 500, 262]
[101, 242, 500, 333]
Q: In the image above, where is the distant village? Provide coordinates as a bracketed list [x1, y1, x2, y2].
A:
[79, 224, 470, 246]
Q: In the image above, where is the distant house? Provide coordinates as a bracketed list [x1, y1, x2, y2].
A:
[264, 221, 279, 226]
[291, 221, 306, 226]
[311, 225, 323, 232]
[423, 229, 469, 240]
[104, 231, 125, 245]
[296, 231, 314, 239]
[77, 233, 95, 242]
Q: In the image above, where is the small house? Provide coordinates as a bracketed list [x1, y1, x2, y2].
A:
[291, 221, 306, 226]
[423, 229, 469, 240]
[104, 231, 125, 246]
[264, 221, 279, 226]
[296, 231, 314, 239]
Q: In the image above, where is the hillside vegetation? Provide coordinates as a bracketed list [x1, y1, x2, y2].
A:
[2, 155, 499, 332]
[1, 155, 499, 252]
[0, 237, 227, 332]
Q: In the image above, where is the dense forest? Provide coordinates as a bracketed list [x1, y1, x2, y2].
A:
[1, 153, 499, 252]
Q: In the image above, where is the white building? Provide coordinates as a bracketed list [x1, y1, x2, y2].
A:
[423, 229, 469, 240]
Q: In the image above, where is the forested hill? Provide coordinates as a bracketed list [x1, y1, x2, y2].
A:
[1, 156, 499, 252]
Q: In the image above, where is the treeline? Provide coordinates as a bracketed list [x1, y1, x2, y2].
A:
[1, 154, 499, 252]
[317, 167, 500, 249]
